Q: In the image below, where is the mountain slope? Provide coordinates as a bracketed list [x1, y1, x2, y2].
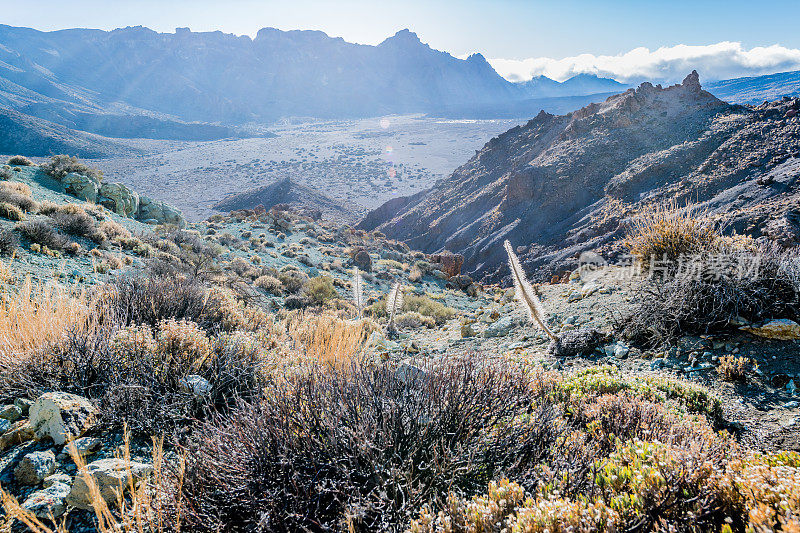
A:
[0, 108, 136, 158]
[360, 72, 800, 281]
[707, 70, 800, 104]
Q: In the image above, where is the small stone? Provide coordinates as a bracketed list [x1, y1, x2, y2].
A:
[69, 436, 103, 459]
[22, 482, 70, 518]
[784, 401, 800, 409]
[15, 450, 57, 485]
[43, 472, 73, 488]
[0, 420, 34, 452]
[14, 398, 33, 416]
[178, 375, 213, 398]
[0, 404, 22, 422]
[484, 316, 514, 338]
[0, 419, 11, 434]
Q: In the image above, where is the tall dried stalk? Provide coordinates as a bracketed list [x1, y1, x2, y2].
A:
[503, 240, 556, 340]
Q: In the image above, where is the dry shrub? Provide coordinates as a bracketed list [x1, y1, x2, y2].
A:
[254, 274, 282, 295]
[395, 311, 436, 329]
[0, 278, 91, 362]
[0, 180, 32, 196]
[6, 155, 32, 166]
[622, 201, 719, 267]
[303, 275, 337, 304]
[278, 268, 309, 293]
[103, 275, 211, 330]
[16, 219, 70, 250]
[283, 312, 377, 369]
[618, 244, 799, 345]
[0, 202, 25, 221]
[49, 205, 101, 241]
[40, 154, 103, 181]
[180, 357, 569, 532]
[0, 183, 38, 212]
[0, 228, 18, 256]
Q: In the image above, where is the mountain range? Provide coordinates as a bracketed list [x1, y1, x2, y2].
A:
[360, 72, 800, 281]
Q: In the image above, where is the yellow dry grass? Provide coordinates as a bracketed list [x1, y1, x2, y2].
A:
[622, 200, 719, 265]
[284, 311, 378, 370]
[0, 276, 93, 365]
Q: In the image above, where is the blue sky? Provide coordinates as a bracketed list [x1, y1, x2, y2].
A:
[4, 0, 800, 82]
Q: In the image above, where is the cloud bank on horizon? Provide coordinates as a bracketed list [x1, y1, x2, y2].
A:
[489, 42, 800, 84]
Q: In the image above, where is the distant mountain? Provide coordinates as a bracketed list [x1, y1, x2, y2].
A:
[214, 178, 357, 222]
[707, 70, 800, 104]
[0, 25, 529, 128]
[360, 72, 800, 281]
[0, 108, 135, 158]
[517, 74, 628, 98]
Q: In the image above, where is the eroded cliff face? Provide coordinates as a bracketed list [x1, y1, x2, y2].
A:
[361, 72, 800, 281]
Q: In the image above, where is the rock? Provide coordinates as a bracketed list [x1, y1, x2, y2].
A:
[14, 398, 33, 416]
[395, 361, 426, 384]
[69, 436, 102, 459]
[429, 251, 464, 278]
[446, 274, 474, 292]
[67, 458, 152, 510]
[484, 316, 514, 338]
[136, 195, 186, 227]
[0, 404, 21, 421]
[61, 172, 100, 202]
[179, 375, 213, 398]
[785, 401, 800, 409]
[461, 323, 477, 338]
[0, 420, 34, 451]
[99, 182, 139, 216]
[580, 281, 602, 298]
[741, 319, 800, 340]
[15, 450, 57, 485]
[549, 328, 607, 357]
[29, 392, 98, 445]
[44, 472, 73, 488]
[22, 482, 70, 518]
[0, 419, 10, 434]
[350, 247, 372, 272]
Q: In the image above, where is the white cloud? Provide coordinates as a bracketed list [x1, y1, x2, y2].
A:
[489, 42, 800, 83]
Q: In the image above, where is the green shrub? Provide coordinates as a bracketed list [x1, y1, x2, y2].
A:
[303, 275, 338, 304]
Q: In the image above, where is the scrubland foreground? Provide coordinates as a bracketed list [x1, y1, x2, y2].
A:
[0, 155, 798, 532]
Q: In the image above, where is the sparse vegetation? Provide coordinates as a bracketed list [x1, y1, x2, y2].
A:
[40, 154, 103, 181]
[6, 155, 33, 166]
[16, 218, 71, 250]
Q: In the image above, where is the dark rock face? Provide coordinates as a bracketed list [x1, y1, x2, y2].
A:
[363, 74, 800, 282]
[429, 251, 464, 278]
[351, 248, 372, 272]
[549, 328, 608, 357]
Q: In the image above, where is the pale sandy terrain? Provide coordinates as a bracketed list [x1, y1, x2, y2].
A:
[87, 115, 523, 221]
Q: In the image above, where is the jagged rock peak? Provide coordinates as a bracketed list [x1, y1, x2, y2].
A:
[682, 70, 702, 91]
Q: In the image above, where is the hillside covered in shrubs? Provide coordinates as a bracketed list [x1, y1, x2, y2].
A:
[0, 154, 798, 532]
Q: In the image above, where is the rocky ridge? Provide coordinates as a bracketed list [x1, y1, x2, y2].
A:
[361, 72, 800, 281]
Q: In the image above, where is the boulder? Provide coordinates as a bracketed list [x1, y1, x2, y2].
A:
[429, 251, 464, 278]
[351, 247, 372, 272]
[67, 458, 152, 510]
[741, 319, 800, 340]
[29, 392, 98, 445]
[61, 172, 100, 202]
[22, 482, 70, 518]
[549, 328, 608, 357]
[136, 195, 186, 227]
[99, 182, 139, 216]
[484, 316, 514, 338]
[15, 450, 57, 485]
[69, 436, 102, 459]
[43, 472, 72, 488]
